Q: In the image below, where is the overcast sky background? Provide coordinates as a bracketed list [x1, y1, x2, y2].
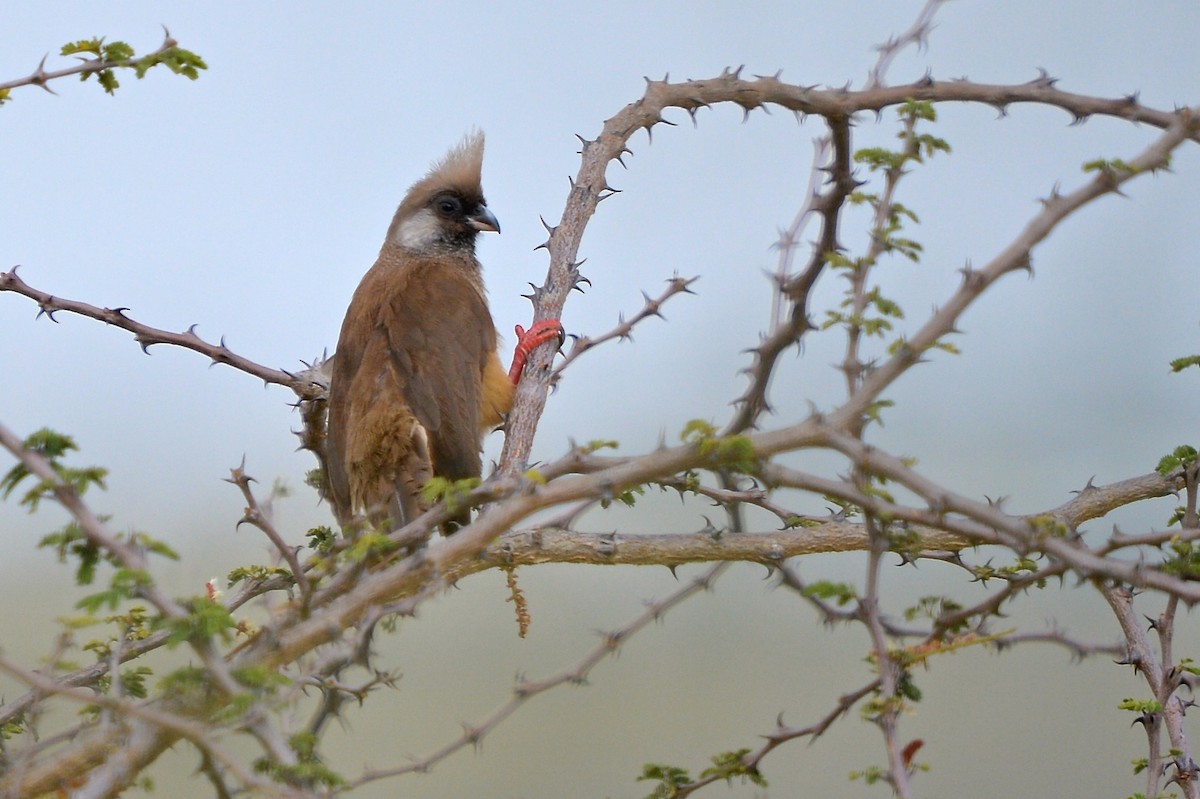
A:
[3, 3, 1200, 797]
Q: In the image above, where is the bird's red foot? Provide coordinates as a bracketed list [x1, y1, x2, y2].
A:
[508, 319, 564, 384]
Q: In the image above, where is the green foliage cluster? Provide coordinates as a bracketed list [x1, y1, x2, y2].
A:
[679, 419, 757, 473]
[160, 597, 238, 647]
[1160, 536, 1200, 579]
[969, 556, 1042, 585]
[902, 595, 962, 627]
[1118, 697, 1163, 715]
[0, 35, 206, 106]
[1156, 445, 1197, 479]
[254, 732, 346, 789]
[822, 100, 958, 394]
[344, 530, 397, 563]
[600, 483, 645, 509]
[61, 37, 206, 95]
[0, 428, 107, 511]
[637, 749, 766, 799]
[1025, 513, 1071, 540]
[1169, 355, 1200, 373]
[849, 764, 889, 785]
[420, 475, 482, 513]
[802, 579, 858, 606]
[228, 564, 294, 588]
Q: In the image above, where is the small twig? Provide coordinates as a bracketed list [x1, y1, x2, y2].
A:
[1100, 584, 1200, 799]
[670, 679, 881, 798]
[350, 563, 728, 786]
[0, 267, 324, 400]
[550, 274, 698, 381]
[726, 114, 855, 436]
[225, 461, 313, 606]
[0, 29, 181, 97]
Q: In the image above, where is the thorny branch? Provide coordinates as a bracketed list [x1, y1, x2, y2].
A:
[0, 267, 325, 400]
[550, 274, 698, 382]
[3, 10, 1200, 795]
[0, 29, 187, 99]
[0, 653, 297, 799]
[351, 563, 728, 786]
[225, 462, 312, 606]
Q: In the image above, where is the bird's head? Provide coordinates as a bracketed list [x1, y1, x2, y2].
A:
[386, 131, 500, 255]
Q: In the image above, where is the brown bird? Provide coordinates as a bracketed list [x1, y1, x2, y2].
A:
[325, 132, 561, 532]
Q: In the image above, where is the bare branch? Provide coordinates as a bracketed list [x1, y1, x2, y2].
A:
[225, 461, 312, 605]
[0, 267, 324, 400]
[550, 274, 698, 381]
[351, 563, 728, 786]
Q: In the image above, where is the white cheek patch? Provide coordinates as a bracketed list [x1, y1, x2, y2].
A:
[392, 208, 442, 250]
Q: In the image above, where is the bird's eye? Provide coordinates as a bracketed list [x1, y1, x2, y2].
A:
[436, 196, 461, 216]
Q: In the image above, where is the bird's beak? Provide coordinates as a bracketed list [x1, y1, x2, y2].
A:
[467, 205, 501, 234]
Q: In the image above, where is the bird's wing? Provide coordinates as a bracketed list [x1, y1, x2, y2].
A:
[380, 260, 496, 481]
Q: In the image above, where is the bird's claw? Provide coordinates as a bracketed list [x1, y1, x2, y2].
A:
[509, 319, 564, 383]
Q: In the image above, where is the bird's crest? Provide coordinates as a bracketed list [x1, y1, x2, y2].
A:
[398, 131, 486, 215]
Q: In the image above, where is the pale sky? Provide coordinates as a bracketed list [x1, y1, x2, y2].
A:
[3, 3, 1199, 797]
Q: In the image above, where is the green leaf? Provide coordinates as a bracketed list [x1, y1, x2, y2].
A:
[61, 38, 104, 56]
[228, 565, 294, 587]
[854, 147, 906, 172]
[120, 666, 153, 698]
[849, 764, 887, 784]
[157, 597, 237, 647]
[76, 568, 151, 613]
[1118, 697, 1163, 714]
[864, 399, 894, 427]
[0, 428, 107, 511]
[39, 523, 100, 584]
[1083, 157, 1138, 175]
[802, 580, 858, 606]
[601, 484, 645, 509]
[100, 40, 135, 62]
[345, 531, 396, 563]
[305, 525, 337, 554]
[419, 475, 481, 512]
[679, 419, 718, 445]
[898, 98, 937, 122]
[134, 533, 179, 561]
[231, 665, 290, 691]
[1169, 355, 1200, 373]
[134, 47, 208, 80]
[903, 595, 963, 624]
[699, 749, 767, 787]
[252, 731, 346, 788]
[637, 763, 692, 799]
[97, 70, 120, 94]
[1156, 444, 1198, 476]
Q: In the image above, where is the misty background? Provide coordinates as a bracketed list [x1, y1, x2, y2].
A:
[3, 3, 1199, 796]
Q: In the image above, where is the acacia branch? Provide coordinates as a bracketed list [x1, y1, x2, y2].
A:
[0, 30, 191, 100]
[0, 656, 290, 799]
[1101, 585, 1200, 798]
[352, 563, 726, 786]
[500, 65, 1198, 470]
[726, 114, 855, 435]
[550, 274, 698, 381]
[0, 267, 324, 400]
[225, 462, 312, 605]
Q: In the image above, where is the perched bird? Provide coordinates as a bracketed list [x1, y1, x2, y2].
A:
[325, 132, 561, 532]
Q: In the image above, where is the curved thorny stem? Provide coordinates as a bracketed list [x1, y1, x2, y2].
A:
[3, 9, 1200, 796]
